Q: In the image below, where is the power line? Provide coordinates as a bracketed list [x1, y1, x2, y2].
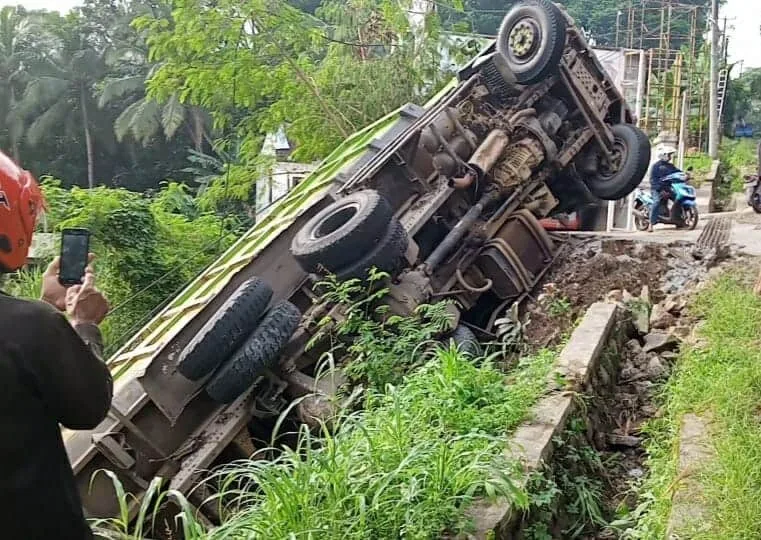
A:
[105, 226, 242, 318]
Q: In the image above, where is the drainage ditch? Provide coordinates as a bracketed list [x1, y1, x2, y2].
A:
[468, 236, 743, 540]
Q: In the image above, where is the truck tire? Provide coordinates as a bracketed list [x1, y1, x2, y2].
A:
[176, 277, 273, 381]
[584, 124, 651, 201]
[291, 189, 394, 273]
[206, 301, 302, 403]
[441, 325, 482, 357]
[496, 0, 567, 85]
[335, 218, 409, 282]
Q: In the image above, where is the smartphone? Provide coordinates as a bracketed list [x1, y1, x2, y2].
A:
[59, 228, 91, 286]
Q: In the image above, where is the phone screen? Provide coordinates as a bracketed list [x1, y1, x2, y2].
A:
[59, 229, 90, 285]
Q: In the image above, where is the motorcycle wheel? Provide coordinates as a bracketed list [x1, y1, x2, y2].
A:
[682, 207, 699, 230]
[634, 214, 650, 231]
[752, 195, 761, 214]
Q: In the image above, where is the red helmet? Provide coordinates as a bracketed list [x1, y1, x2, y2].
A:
[0, 151, 45, 272]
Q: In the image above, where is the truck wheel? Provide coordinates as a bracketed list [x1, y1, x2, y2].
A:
[444, 325, 482, 357]
[291, 190, 394, 273]
[496, 0, 567, 85]
[206, 301, 302, 403]
[176, 277, 273, 381]
[335, 218, 409, 282]
[584, 124, 651, 201]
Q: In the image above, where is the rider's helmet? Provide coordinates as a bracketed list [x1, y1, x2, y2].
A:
[0, 151, 45, 272]
[657, 144, 677, 161]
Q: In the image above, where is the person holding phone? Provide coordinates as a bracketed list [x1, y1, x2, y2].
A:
[0, 150, 112, 540]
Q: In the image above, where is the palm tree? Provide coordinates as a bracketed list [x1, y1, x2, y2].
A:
[99, 64, 211, 152]
[97, 1, 211, 152]
[0, 6, 30, 162]
[18, 31, 108, 188]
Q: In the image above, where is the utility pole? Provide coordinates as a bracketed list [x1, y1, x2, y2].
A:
[708, 0, 720, 159]
[678, 91, 689, 169]
[722, 17, 729, 64]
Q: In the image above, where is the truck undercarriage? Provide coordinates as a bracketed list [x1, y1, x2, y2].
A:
[66, 0, 651, 527]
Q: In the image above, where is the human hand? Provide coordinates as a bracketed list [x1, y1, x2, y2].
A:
[65, 271, 109, 326]
[41, 253, 95, 311]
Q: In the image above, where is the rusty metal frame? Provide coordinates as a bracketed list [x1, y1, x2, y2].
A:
[559, 60, 616, 160]
[168, 390, 255, 494]
[557, 128, 595, 168]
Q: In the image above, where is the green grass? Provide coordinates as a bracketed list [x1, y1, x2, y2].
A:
[684, 153, 713, 188]
[629, 269, 761, 539]
[523, 418, 609, 540]
[203, 347, 555, 539]
[2, 265, 44, 300]
[684, 153, 713, 174]
[721, 138, 758, 193]
[91, 272, 560, 539]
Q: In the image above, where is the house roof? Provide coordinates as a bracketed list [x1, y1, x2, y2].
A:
[261, 126, 291, 156]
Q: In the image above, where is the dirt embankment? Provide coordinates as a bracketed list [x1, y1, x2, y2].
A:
[522, 238, 705, 350]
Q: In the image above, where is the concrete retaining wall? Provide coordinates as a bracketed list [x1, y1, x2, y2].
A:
[460, 302, 624, 539]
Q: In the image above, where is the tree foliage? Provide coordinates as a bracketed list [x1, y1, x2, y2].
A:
[137, 0, 454, 164]
[726, 67, 761, 132]
[28, 179, 233, 351]
[0, 1, 204, 191]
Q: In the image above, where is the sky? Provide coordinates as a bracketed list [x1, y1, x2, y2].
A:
[722, 0, 761, 72]
[5, 0, 761, 71]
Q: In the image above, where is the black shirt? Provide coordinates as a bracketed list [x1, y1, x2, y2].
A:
[0, 292, 112, 540]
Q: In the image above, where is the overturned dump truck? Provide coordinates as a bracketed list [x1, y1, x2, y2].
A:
[68, 0, 650, 524]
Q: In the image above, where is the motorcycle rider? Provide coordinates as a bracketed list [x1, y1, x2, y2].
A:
[647, 144, 681, 232]
[0, 150, 112, 539]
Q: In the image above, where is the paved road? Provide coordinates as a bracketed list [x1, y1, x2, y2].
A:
[564, 208, 761, 256]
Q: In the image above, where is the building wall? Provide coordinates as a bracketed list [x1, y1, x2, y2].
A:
[255, 162, 318, 219]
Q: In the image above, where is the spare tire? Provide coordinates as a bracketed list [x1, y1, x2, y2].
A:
[496, 0, 567, 85]
[583, 124, 652, 201]
[206, 301, 302, 403]
[176, 277, 273, 381]
[291, 190, 394, 273]
[335, 218, 409, 282]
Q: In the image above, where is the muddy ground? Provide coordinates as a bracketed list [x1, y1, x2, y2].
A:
[522, 237, 713, 351]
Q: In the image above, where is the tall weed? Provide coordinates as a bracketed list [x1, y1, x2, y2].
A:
[201, 347, 553, 539]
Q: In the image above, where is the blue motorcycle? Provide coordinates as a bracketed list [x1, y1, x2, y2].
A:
[633, 171, 699, 231]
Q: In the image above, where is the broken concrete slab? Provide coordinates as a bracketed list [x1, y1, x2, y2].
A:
[650, 295, 687, 331]
[640, 285, 651, 305]
[643, 331, 679, 353]
[646, 356, 667, 379]
[606, 434, 642, 448]
[650, 308, 676, 330]
[630, 301, 650, 336]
